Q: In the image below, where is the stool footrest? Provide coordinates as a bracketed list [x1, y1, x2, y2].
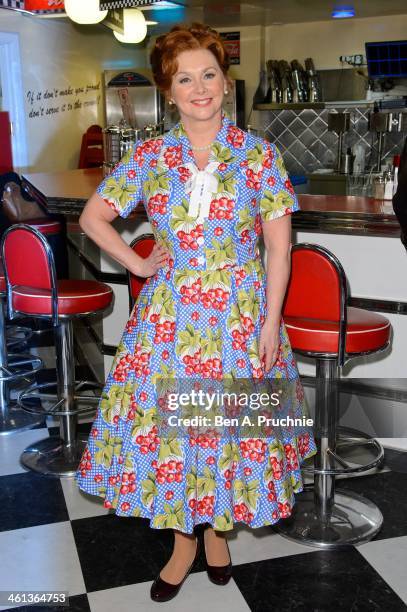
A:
[301, 425, 385, 476]
[0, 353, 43, 383]
[18, 380, 102, 416]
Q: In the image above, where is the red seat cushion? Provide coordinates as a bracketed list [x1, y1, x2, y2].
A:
[26, 218, 62, 235]
[285, 306, 391, 355]
[12, 279, 113, 316]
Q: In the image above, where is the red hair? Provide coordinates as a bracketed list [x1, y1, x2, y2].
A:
[149, 22, 230, 93]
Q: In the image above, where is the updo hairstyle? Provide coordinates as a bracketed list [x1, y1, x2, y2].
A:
[149, 22, 231, 95]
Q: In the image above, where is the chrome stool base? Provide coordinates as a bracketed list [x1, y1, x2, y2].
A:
[0, 402, 44, 435]
[20, 435, 88, 478]
[18, 320, 102, 477]
[277, 359, 384, 547]
[275, 488, 383, 548]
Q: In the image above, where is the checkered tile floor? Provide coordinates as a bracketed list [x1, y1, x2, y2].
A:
[1, 341, 407, 611]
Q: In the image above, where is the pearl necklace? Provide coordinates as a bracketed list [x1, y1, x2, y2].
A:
[190, 142, 213, 152]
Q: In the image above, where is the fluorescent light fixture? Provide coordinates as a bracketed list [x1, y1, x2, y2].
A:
[331, 6, 355, 18]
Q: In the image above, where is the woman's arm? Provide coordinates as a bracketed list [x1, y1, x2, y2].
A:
[258, 214, 292, 371]
[79, 192, 169, 277]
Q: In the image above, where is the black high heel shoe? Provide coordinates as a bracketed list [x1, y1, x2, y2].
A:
[203, 528, 232, 586]
[150, 537, 200, 602]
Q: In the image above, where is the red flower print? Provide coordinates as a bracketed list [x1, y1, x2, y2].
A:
[226, 125, 245, 148]
[163, 145, 182, 168]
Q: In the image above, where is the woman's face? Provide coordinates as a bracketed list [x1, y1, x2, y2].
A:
[169, 47, 226, 125]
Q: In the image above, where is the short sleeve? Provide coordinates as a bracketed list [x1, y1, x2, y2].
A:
[259, 140, 299, 222]
[96, 140, 144, 219]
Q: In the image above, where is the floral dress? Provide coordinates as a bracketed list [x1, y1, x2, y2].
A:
[74, 113, 317, 533]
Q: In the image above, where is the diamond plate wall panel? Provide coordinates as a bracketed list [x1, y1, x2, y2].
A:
[259, 106, 405, 176]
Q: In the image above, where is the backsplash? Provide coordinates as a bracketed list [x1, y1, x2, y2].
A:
[257, 106, 405, 176]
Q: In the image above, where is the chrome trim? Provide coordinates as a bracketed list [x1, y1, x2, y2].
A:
[292, 211, 400, 238]
[293, 340, 390, 362]
[5, 305, 111, 321]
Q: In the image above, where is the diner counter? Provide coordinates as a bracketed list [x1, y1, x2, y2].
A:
[21, 168, 407, 385]
[22, 168, 400, 237]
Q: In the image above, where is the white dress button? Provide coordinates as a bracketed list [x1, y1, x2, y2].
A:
[197, 236, 204, 245]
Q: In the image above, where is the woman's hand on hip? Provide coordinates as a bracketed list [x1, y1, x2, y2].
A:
[259, 317, 281, 372]
[134, 243, 170, 278]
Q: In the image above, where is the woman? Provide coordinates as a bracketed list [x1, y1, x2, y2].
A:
[75, 23, 317, 602]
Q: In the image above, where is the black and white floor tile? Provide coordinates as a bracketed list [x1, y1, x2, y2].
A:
[1, 339, 407, 611]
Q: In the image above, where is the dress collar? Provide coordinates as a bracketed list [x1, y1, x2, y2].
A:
[168, 112, 237, 168]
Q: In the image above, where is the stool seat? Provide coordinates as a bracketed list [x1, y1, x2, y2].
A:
[12, 279, 113, 316]
[26, 219, 62, 235]
[285, 306, 391, 355]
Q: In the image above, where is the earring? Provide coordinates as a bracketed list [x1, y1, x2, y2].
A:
[168, 99, 174, 105]
[224, 89, 228, 95]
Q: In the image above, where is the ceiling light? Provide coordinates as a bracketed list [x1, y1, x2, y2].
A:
[331, 5, 355, 18]
[64, 0, 108, 24]
[113, 9, 147, 44]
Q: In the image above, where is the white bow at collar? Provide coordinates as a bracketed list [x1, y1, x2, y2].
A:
[183, 161, 219, 220]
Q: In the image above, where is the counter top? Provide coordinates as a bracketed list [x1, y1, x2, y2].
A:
[22, 168, 400, 237]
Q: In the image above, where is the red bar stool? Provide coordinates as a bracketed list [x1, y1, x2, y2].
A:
[25, 218, 62, 235]
[1, 224, 113, 476]
[127, 234, 155, 311]
[275, 243, 391, 547]
[0, 258, 43, 435]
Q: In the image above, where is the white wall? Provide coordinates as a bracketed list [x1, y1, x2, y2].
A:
[0, 11, 147, 173]
[265, 13, 407, 70]
[217, 25, 264, 124]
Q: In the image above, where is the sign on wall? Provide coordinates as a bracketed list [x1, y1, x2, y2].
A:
[25, 0, 64, 10]
[220, 31, 240, 65]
